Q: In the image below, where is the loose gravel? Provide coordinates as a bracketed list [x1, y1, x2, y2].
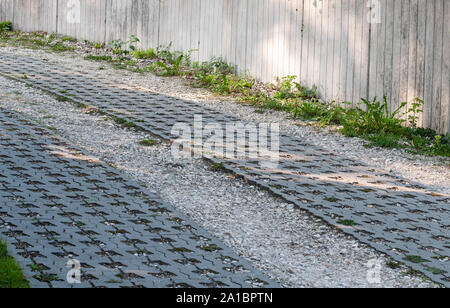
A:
[0, 65, 444, 287]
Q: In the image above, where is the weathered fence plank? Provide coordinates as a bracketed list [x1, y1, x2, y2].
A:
[443, 0, 450, 132]
[406, 0, 418, 122]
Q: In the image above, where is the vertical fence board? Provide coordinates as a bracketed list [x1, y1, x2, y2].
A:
[333, 0, 343, 101]
[345, 0, 355, 105]
[253, 0, 264, 80]
[0, 0, 3, 22]
[285, 0, 294, 79]
[198, 0, 211, 62]
[292, 0, 303, 87]
[361, 1, 371, 102]
[423, 0, 435, 128]
[245, 0, 257, 78]
[158, 0, 168, 47]
[337, 0, 349, 102]
[432, 0, 444, 132]
[399, 0, 411, 116]
[442, 0, 450, 133]
[406, 0, 418, 121]
[415, 0, 427, 127]
[407, 0, 419, 104]
[353, 0, 364, 103]
[368, 0, 379, 100]
[376, 0, 387, 100]
[263, 0, 274, 80]
[299, 0, 309, 85]
[306, 0, 316, 90]
[311, 0, 321, 90]
[0, 0, 4, 22]
[221, 0, 232, 64]
[319, 0, 329, 100]
[390, 0, 403, 112]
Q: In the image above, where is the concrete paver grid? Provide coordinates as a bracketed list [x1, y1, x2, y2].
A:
[0, 108, 277, 288]
[0, 52, 448, 286]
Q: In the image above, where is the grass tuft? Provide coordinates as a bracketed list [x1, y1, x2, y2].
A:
[134, 48, 157, 59]
[0, 241, 29, 288]
[337, 219, 357, 226]
[139, 139, 156, 147]
[404, 255, 426, 264]
[0, 21, 12, 32]
[211, 162, 225, 172]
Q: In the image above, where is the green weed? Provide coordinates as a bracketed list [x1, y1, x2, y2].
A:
[0, 21, 12, 32]
[84, 55, 113, 62]
[134, 48, 157, 59]
[0, 241, 29, 288]
[139, 139, 156, 147]
[337, 219, 357, 226]
[111, 35, 140, 56]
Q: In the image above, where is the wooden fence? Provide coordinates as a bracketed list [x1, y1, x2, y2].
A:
[1, 0, 449, 133]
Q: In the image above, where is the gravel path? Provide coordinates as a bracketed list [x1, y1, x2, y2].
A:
[1, 46, 448, 195]
[0, 74, 442, 288]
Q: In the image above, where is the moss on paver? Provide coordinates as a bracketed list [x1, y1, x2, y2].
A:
[337, 219, 357, 226]
[0, 241, 29, 288]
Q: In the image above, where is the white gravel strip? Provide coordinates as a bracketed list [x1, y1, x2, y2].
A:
[0, 74, 441, 288]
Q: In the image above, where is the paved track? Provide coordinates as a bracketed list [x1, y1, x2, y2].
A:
[0, 52, 448, 286]
[0, 108, 277, 288]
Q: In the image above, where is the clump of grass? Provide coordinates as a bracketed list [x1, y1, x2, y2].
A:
[272, 75, 319, 101]
[199, 244, 221, 252]
[150, 53, 184, 76]
[211, 162, 225, 171]
[191, 57, 256, 95]
[84, 54, 113, 62]
[134, 48, 157, 59]
[56, 95, 69, 102]
[139, 139, 156, 147]
[0, 241, 29, 288]
[341, 96, 408, 136]
[33, 272, 59, 283]
[426, 266, 446, 275]
[365, 132, 403, 149]
[0, 31, 74, 53]
[75, 102, 88, 109]
[404, 255, 426, 264]
[61, 36, 77, 43]
[30, 263, 48, 273]
[147, 44, 199, 77]
[50, 42, 75, 53]
[111, 116, 141, 130]
[402, 268, 424, 277]
[171, 247, 192, 253]
[111, 35, 140, 56]
[386, 261, 400, 269]
[337, 219, 357, 226]
[0, 21, 12, 32]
